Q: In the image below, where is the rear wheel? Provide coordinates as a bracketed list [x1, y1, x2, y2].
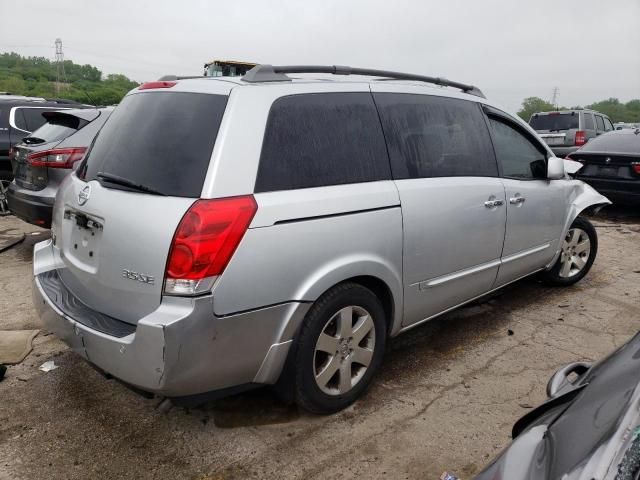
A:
[0, 180, 11, 216]
[293, 282, 386, 414]
[541, 217, 597, 286]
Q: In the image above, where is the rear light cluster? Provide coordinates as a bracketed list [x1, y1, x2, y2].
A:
[632, 163, 640, 175]
[164, 195, 257, 296]
[27, 147, 87, 169]
[574, 130, 586, 146]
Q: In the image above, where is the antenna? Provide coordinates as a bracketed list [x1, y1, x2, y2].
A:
[551, 87, 559, 110]
[54, 38, 68, 95]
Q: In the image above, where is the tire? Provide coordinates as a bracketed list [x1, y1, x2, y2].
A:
[541, 216, 598, 286]
[292, 282, 387, 414]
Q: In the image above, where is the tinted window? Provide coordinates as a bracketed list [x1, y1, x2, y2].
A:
[604, 118, 613, 131]
[583, 113, 595, 130]
[13, 108, 28, 131]
[22, 108, 49, 131]
[488, 118, 547, 179]
[80, 92, 227, 198]
[255, 93, 390, 192]
[374, 93, 497, 179]
[529, 113, 578, 131]
[595, 115, 605, 131]
[25, 113, 87, 144]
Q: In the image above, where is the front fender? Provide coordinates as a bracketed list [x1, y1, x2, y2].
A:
[546, 181, 610, 269]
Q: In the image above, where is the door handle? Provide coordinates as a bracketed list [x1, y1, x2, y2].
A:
[509, 197, 526, 205]
[484, 199, 504, 208]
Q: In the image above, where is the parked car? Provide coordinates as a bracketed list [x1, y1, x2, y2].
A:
[567, 128, 640, 205]
[32, 65, 609, 414]
[529, 109, 614, 158]
[615, 122, 640, 130]
[0, 97, 91, 214]
[7, 107, 112, 227]
[475, 331, 640, 480]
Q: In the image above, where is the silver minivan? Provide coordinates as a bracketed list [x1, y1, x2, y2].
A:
[32, 66, 610, 413]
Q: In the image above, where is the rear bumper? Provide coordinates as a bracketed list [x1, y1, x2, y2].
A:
[32, 240, 310, 397]
[576, 177, 640, 205]
[7, 183, 54, 228]
[550, 146, 579, 158]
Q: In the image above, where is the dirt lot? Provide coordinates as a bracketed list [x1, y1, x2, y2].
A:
[1, 208, 639, 480]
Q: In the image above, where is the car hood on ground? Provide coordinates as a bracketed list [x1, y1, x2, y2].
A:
[475, 331, 640, 480]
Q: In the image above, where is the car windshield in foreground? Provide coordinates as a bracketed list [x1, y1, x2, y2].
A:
[79, 91, 228, 198]
[529, 113, 579, 131]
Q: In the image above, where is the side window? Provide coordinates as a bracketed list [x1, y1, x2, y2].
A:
[604, 118, 614, 131]
[595, 115, 605, 132]
[255, 93, 391, 193]
[487, 117, 547, 180]
[373, 93, 497, 179]
[583, 113, 595, 131]
[22, 108, 49, 132]
[13, 108, 29, 131]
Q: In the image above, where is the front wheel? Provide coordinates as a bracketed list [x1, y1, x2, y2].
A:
[541, 216, 598, 286]
[292, 282, 387, 414]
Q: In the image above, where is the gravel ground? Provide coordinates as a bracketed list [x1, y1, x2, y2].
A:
[0, 207, 639, 480]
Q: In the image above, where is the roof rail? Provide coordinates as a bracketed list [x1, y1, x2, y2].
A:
[241, 65, 485, 98]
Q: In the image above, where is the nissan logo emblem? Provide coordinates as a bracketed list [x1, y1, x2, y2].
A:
[78, 185, 91, 206]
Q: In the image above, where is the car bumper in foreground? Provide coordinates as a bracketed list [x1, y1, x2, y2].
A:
[32, 239, 310, 398]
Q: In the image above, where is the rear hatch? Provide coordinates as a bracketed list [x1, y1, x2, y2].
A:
[530, 112, 580, 147]
[12, 110, 96, 190]
[53, 90, 228, 324]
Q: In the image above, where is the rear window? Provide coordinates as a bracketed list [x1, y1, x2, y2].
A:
[579, 131, 640, 155]
[80, 92, 227, 197]
[21, 108, 50, 131]
[255, 93, 391, 193]
[25, 113, 88, 144]
[529, 113, 579, 131]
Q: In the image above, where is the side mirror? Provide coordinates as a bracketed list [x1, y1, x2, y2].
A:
[547, 156, 565, 179]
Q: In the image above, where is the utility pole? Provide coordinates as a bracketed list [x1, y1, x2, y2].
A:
[551, 87, 559, 110]
[54, 38, 67, 95]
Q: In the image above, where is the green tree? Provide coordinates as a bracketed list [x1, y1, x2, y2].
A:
[517, 97, 556, 121]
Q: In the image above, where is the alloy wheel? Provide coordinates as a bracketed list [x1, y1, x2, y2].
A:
[0, 180, 11, 216]
[313, 305, 376, 396]
[559, 228, 591, 278]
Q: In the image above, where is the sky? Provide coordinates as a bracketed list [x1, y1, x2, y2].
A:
[1, 0, 639, 113]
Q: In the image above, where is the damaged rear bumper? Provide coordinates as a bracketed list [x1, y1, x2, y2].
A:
[32, 239, 310, 397]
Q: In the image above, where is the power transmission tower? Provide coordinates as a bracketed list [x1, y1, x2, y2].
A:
[551, 87, 559, 110]
[54, 38, 67, 95]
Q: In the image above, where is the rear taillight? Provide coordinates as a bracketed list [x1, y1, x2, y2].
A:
[575, 130, 586, 146]
[632, 163, 640, 175]
[27, 147, 87, 168]
[164, 195, 257, 296]
[138, 81, 177, 90]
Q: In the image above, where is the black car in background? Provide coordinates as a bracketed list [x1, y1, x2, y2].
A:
[568, 128, 640, 205]
[0, 95, 91, 215]
[475, 332, 640, 480]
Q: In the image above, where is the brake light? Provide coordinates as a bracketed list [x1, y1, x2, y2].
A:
[575, 131, 586, 146]
[27, 147, 87, 168]
[164, 195, 257, 296]
[138, 81, 177, 90]
[632, 163, 640, 175]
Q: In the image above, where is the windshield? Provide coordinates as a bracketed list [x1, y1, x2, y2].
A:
[78, 92, 228, 197]
[529, 113, 579, 131]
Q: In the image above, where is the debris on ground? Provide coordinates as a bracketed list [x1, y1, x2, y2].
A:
[38, 360, 59, 372]
[507, 329, 514, 336]
[440, 472, 460, 480]
[0, 364, 6, 382]
[0, 329, 39, 364]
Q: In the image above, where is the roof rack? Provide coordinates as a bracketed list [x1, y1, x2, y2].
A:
[157, 75, 204, 81]
[241, 65, 485, 98]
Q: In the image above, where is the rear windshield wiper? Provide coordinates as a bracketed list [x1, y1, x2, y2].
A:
[96, 172, 167, 196]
